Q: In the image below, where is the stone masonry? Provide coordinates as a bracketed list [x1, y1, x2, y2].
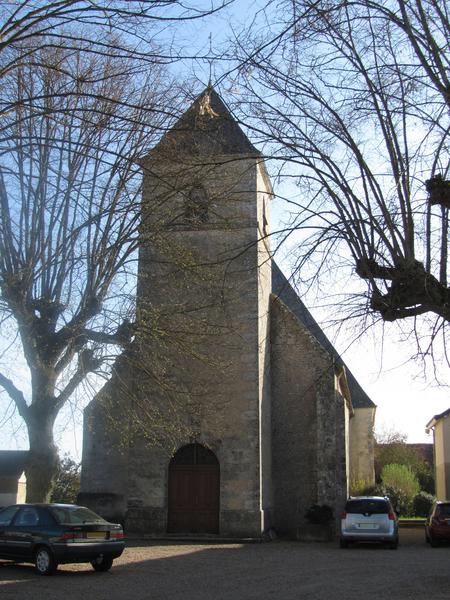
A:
[80, 88, 376, 538]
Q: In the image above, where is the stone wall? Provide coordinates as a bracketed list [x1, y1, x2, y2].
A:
[80, 357, 132, 522]
[256, 161, 274, 529]
[349, 407, 376, 486]
[80, 126, 361, 537]
[270, 297, 347, 537]
[118, 153, 273, 536]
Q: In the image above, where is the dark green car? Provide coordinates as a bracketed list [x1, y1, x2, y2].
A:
[0, 503, 125, 575]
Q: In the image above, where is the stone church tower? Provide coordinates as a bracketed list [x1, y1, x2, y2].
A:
[80, 88, 375, 538]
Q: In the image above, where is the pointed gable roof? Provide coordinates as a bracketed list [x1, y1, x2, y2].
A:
[149, 87, 260, 158]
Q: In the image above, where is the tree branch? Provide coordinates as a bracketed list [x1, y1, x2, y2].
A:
[0, 372, 28, 419]
[81, 320, 136, 347]
[55, 348, 104, 411]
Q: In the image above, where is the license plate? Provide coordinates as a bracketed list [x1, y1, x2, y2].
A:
[358, 523, 378, 529]
[86, 531, 106, 539]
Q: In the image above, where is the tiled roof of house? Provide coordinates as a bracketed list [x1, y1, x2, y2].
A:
[271, 261, 375, 409]
[0, 450, 28, 478]
[148, 87, 261, 157]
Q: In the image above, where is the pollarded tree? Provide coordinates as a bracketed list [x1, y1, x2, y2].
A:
[232, 0, 449, 366]
[0, 42, 174, 501]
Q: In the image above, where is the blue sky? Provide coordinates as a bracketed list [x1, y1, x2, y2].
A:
[1, 0, 448, 457]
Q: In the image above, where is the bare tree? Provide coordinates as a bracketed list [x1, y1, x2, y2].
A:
[230, 0, 449, 366]
[0, 2, 234, 143]
[0, 1, 232, 74]
[0, 42, 173, 501]
[0, 0, 235, 502]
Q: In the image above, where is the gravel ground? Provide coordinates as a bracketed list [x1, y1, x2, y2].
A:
[1, 528, 449, 600]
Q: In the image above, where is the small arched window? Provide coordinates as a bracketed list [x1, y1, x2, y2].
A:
[185, 186, 209, 224]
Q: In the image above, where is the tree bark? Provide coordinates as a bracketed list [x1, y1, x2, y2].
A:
[25, 407, 59, 502]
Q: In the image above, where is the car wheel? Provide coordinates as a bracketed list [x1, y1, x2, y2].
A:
[388, 539, 398, 550]
[430, 537, 439, 548]
[34, 547, 57, 575]
[339, 539, 348, 548]
[91, 556, 114, 572]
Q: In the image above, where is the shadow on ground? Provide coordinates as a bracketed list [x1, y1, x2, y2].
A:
[0, 528, 448, 600]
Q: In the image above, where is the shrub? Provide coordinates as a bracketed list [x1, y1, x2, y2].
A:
[358, 483, 383, 496]
[413, 491, 435, 517]
[365, 483, 409, 515]
[381, 463, 420, 497]
[366, 483, 387, 497]
[374, 428, 435, 494]
[385, 485, 412, 515]
[51, 455, 81, 504]
[350, 478, 375, 496]
[417, 471, 435, 495]
[380, 464, 420, 516]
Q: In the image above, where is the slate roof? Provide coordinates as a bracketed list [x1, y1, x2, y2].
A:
[149, 87, 261, 157]
[271, 261, 375, 409]
[0, 450, 28, 478]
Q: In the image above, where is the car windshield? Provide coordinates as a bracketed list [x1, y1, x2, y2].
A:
[51, 506, 107, 525]
[345, 499, 390, 515]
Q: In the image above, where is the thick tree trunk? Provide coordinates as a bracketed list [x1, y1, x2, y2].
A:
[25, 408, 59, 502]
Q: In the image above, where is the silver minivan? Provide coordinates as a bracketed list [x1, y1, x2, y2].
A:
[340, 496, 399, 549]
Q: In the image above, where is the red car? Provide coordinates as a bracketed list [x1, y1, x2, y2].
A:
[425, 501, 450, 546]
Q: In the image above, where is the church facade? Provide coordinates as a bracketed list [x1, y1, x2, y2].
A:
[80, 88, 376, 538]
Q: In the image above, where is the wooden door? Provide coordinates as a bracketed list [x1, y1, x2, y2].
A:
[168, 445, 220, 534]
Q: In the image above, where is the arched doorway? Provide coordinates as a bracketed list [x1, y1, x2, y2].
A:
[168, 444, 220, 534]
